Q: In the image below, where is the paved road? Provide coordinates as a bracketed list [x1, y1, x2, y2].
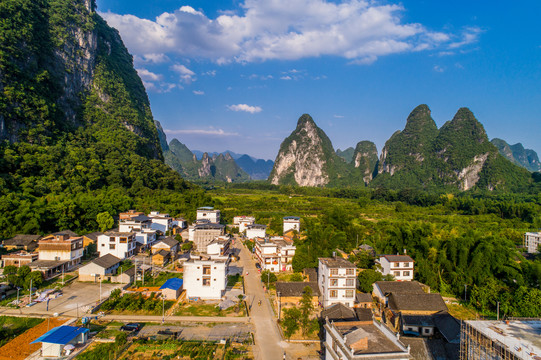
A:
[101, 314, 250, 323]
[234, 239, 287, 360]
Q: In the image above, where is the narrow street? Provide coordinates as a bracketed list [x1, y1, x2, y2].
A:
[234, 239, 288, 360]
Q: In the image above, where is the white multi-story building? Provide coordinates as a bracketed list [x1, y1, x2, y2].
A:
[37, 233, 84, 268]
[234, 216, 255, 232]
[206, 236, 231, 259]
[254, 237, 296, 272]
[245, 224, 267, 239]
[148, 211, 173, 234]
[377, 255, 414, 281]
[193, 223, 225, 252]
[119, 215, 152, 232]
[183, 257, 229, 299]
[133, 229, 157, 249]
[524, 232, 541, 254]
[318, 257, 357, 308]
[196, 207, 221, 224]
[283, 216, 300, 234]
[97, 232, 136, 259]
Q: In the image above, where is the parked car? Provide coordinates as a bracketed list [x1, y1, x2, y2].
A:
[120, 323, 142, 332]
[255, 263, 261, 269]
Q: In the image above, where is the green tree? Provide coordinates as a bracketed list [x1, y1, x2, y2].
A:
[299, 286, 315, 335]
[3, 265, 17, 276]
[282, 307, 301, 339]
[260, 270, 277, 289]
[357, 269, 383, 293]
[290, 273, 304, 281]
[181, 241, 194, 251]
[96, 212, 114, 232]
[26, 271, 43, 289]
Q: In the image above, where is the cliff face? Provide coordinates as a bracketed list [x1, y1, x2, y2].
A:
[352, 141, 378, 184]
[269, 114, 351, 187]
[492, 138, 541, 172]
[0, 0, 162, 159]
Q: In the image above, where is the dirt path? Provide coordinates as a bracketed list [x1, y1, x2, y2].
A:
[0, 317, 67, 360]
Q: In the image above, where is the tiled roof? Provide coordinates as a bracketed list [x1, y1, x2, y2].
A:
[91, 254, 121, 269]
[275, 282, 320, 297]
[388, 293, 448, 312]
[155, 237, 178, 247]
[356, 292, 372, 303]
[374, 281, 424, 296]
[380, 254, 414, 262]
[319, 257, 355, 268]
[321, 303, 356, 321]
[3, 235, 41, 246]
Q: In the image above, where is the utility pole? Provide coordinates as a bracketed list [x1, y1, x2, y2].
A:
[16, 287, 20, 307]
[29, 278, 32, 304]
[162, 296, 165, 323]
[99, 277, 102, 303]
[62, 266, 64, 286]
[497, 301, 500, 321]
[464, 284, 467, 302]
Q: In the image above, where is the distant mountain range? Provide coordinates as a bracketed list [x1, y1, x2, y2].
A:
[156, 123, 274, 181]
[270, 105, 536, 191]
[491, 138, 541, 172]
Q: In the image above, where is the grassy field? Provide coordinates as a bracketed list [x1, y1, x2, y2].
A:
[174, 302, 246, 317]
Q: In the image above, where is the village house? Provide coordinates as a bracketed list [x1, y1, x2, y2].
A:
[119, 210, 144, 220]
[192, 223, 225, 252]
[234, 216, 255, 232]
[148, 211, 173, 233]
[2, 234, 41, 252]
[245, 224, 267, 239]
[283, 216, 300, 234]
[82, 232, 102, 247]
[31, 326, 89, 358]
[275, 281, 320, 317]
[524, 232, 541, 253]
[38, 233, 84, 268]
[254, 237, 296, 272]
[78, 254, 121, 282]
[206, 236, 231, 259]
[323, 316, 411, 360]
[160, 278, 183, 300]
[318, 257, 357, 308]
[354, 293, 373, 309]
[151, 237, 180, 258]
[196, 207, 221, 224]
[376, 254, 414, 281]
[152, 249, 171, 266]
[1, 251, 38, 268]
[119, 214, 152, 232]
[97, 232, 136, 259]
[372, 281, 425, 305]
[183, 256, 229, 299]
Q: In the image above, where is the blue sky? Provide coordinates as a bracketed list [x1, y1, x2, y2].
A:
[97, 0, 541, 161]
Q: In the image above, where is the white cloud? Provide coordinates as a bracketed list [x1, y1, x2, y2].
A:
[171, 64, 197, 83]
[433, 65, 444, 73]
[227, 104, 262, 113]
[280, 76, 292, 80]
[135, 53, 170, 64]
[165, 128, 239, 136]
[448, 26, 483, 49]
[136, 68, 163, 81]
[193, 90, 205, 95]
[203, 70, 217, 76]
[248, 74, 273, 80]
[333, 114, 344, 118]
[100, 0, 471, 65]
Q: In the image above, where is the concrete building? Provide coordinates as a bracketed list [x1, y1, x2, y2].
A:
[148, 211, 173, 234]
[254, 237, 296, 272]
[118, 215, 152, 232]
[160, 278, 183, 300]
[245, 224, 267, 239]
[318, 257, 357, 308]
[196, 207, 221, 224]
[283, 216, 300, 234]
[1, 251, 38, 267]
[323, 318, 411, 360]
[97, 232, 136, 259]
[234, 216, 255, 232]
[31, 326, 89, 358]
[275, 281, 320, 317]
[460, 320, 541, 360]
[377, 255, 414, 281]
[37, 233, 84, 268]
[524, 232, 541, 253]
[183, 257, 228, 299]
[133, 229, 157, 249]
[82, 232, 102, 247]
[206, 237, 231, 258]
[78, 254, 121, 282]
[118, 210, 144, 220]
[193, 223, 225, 252]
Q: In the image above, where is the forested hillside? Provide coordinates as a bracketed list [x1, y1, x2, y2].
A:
[0, 0, 209, 237]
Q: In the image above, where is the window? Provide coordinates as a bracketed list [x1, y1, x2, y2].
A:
[109, 244, 115, 250]
[330, 290, 337, 298]
[404, 262, 409, 267]
[424, 328, 430, 334]
[346, 279, 355, 286]
[345, 290, 354, 298]
[101, 244, 105, 247]
[202, 277, 211, 286]
[394, 262, 400, 267]
[403, 271, 410, 277]
[394, 271, 400, 276]
[346, 268, 354, 275]
[110, 237, 115, 242]
[330, 279, 338, 286]
[203, 266, 211, 275]
[119, 237, 127, 243]
[330, 269, 338, 275]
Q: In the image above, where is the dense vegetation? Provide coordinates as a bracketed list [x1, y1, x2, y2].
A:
[213, 185, 541, 317]
[0, 0, 210, 238]
[0, 316, 43, 347]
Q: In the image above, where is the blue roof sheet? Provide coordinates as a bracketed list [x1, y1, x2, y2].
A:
[160, 278, 183, 291]
[31, 326, 89, 344]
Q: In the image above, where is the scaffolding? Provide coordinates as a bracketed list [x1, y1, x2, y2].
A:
[460, 321, 521, 360]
